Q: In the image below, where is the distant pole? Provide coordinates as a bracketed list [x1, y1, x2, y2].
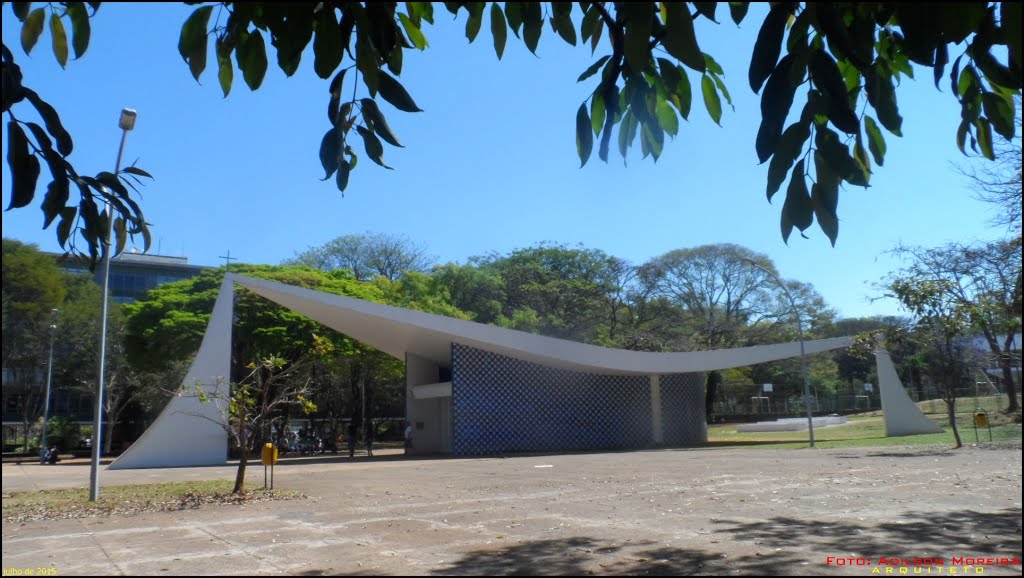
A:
[40, 309, 58, 458]
[742, 258, 815, 447]
[219, 250, 238, 272]
[91, 108, 136, 501]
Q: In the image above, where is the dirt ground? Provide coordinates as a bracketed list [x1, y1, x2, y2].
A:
[2, 443, 1021, 576]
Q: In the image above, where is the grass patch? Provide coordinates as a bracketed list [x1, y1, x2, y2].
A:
[708, 397, 1023, 450]
[2, 480, 305, 523]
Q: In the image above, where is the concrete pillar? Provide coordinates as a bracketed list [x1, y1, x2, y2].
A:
[650, 374, 663, 444]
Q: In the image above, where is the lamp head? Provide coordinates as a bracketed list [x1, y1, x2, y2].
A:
[119, 108, 137, 131]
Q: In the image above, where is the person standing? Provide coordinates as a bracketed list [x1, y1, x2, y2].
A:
[364, 421, 374, 457]
[346, 422, 357, 458]
[404, 422, 414, 454]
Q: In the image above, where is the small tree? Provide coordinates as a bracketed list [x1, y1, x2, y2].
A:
[889, 279, 974, 448]
[196, 342, 325, 494]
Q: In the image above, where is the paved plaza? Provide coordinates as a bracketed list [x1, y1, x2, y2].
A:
[3, 444, 1021, 575]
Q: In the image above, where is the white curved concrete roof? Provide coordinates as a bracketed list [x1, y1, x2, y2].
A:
[231, 274, 852, 375]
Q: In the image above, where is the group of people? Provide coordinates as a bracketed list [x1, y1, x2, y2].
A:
[38, 446, 59, 465]
[270, 421, 416, 458]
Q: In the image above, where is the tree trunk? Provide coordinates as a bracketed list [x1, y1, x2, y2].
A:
[233, 403, 247, 494]
[946, 398, 962, 449]
[999, 334, 1019, 412]
[704, 371, 721, 422]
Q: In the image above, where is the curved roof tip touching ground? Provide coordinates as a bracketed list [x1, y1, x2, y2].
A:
[229, 273, 853, 375]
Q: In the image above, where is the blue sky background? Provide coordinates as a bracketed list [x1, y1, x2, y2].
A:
[2, 3, 1010, 320]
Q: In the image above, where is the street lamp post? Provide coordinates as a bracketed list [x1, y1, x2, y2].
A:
[90, 108, 137, 501]
[742, 258, 815, 447]
[40, 308, 58, 463]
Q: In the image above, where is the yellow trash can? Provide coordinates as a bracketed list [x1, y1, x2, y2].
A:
[261, 442, 278, 466]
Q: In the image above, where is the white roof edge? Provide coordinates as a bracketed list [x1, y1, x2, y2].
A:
[228, 273, 852, 375]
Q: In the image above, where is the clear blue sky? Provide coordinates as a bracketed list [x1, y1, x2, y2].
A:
[1, 3, 1008, 319]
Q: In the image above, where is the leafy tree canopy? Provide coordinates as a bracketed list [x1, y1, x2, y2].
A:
[3, 2, 1020, 267]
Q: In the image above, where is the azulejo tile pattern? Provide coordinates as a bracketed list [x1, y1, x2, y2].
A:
[451, 344, 705, 455]
[660, 373, 709, 445]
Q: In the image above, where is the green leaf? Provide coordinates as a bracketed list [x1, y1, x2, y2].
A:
[388, 42, 404, 76]
[655, 96, 678, 137]
[784, 159, 813, 231]
[701, 74, 721, 125]
[748, 4, 788, 93]
[7, 120, 41, 210]
[23, 89, 72, 156]
[355, 31, 379, 96]
[21, 8, 45, 55]
[618, 109, 638, 160]
[590, 92, 606, 136]
[623, 3, 651, 73]
[578, 55, 611, 82]
[505, 2, 523, 38]
[522, 2, 543, 54]
[710, 73, 732, 108]
[590, 15, 604, 54]
[974, 51, 1021, 91]
[956, 118, 970, 154]
[114, 216, 127, 257]
[67, 3, 91, 58]
[357, 125, 392, 168]
[576, 103, 593, 167]
[729, 2, 750, 25]
[49, 13, 68, 68]
[216, 36, 233, 97]
[466, 4, 483, 42]
[314, 7, 343, 79]
[57, 207, 77, 248]
[663, 2, 705, 73]
[553, 12, 577, 46]
[812, 182, 839, 246]
[336, 159, 351, 193]
[122, 166, 153, 179]
[320, 127, 340, 179]
[178, 5, 213, 81]
[766, 120, 810, 200]
[490, 3, 507, 59]
[974, 117, 994, 160]
[238, 28, 268, 90]
[704, 54, 724, 77]
[863, 116, 886, 166]
[755, 54, 797, 163]
[981, 92, 1015, 140]
[853, 129, 871, 178]
[809, 50, 858, 134]
[13, 3, 31, 21]
[361, 98, 403, 147]
[377, 71, 422, 112]
[693, 3, 718, 22]
[581, 4, 600, 43]
[41, 161, 70, 228]
[399, 13, 429, 50]
[865, 68, 902, 136]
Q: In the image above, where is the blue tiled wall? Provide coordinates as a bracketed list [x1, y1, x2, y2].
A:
[451, 344, 655, 455]
[661, 373, 709, 445]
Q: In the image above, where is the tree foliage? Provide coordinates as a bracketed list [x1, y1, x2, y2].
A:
[286, 232, 435, 281]
[3, 2, 1021, 268]
[887, 238, 1023, 412]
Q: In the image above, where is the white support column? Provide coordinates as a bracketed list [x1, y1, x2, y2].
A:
[650, 374, 663, 444]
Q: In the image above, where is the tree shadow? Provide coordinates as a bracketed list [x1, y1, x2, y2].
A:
[431, 536, 805, 576]
[713, 507, 1022, 559]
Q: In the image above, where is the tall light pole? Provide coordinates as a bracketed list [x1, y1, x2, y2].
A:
[40, 308, 58, 462]
[90, 108, 137, 501]
[742, 258, 815, 447]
